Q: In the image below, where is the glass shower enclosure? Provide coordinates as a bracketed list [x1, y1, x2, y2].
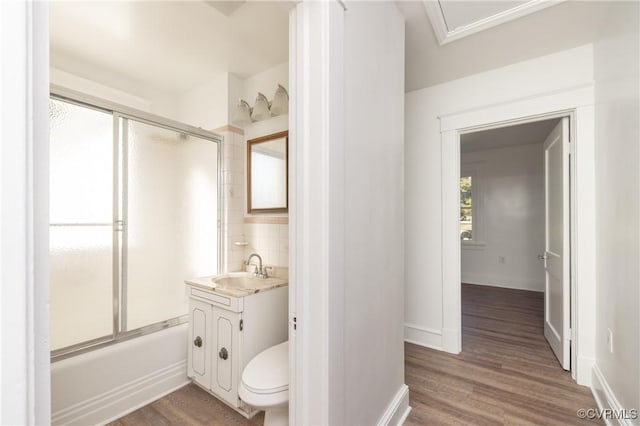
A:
[49, 91, 221, 357]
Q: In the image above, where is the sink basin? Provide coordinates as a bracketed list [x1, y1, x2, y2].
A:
[210, 272, 284, 291]
[212, 273, 266, 289]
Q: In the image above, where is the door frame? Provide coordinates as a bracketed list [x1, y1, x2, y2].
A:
[1, 1, 51, 423]
[439, 84, 596, 385]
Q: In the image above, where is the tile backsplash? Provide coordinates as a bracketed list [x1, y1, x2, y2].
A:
[243, 223, 289, 268]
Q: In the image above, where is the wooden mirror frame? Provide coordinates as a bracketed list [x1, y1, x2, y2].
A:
[247, 130, 289, 214]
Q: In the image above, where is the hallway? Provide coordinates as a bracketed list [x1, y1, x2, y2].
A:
[405, 284, 601, 425]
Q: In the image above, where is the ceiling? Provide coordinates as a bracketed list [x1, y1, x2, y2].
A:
[397, 1, 612, 92]
[461, 118, 559, 153]
[49, 1, 290, 95]
[51, 1, 613, 96]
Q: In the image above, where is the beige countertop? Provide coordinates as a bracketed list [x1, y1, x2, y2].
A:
[185, 272, 288, 298]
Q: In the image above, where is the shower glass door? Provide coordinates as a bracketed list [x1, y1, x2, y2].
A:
[124, 119, 219, 331]
[49, 95, 220, 357]
[49, 99, 115, 350]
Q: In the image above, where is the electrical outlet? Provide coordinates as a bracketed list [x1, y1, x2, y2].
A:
[607, 328, 613, 353]
[498, 256, 506, 264]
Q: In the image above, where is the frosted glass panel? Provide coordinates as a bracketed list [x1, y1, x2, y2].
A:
[126, 120, 218, 330]
[50, 226, 113, 350]
[49, 99, 113, 223]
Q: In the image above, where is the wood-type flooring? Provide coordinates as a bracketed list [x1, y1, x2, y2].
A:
[110, 284, 601, 425]
[405, 284, 601, 426]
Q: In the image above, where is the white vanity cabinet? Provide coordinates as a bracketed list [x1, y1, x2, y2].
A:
[186, 283, 288, 417]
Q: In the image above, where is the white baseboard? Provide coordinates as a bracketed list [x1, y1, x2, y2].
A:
[576, 355, 594, 387]
[591, 364, 636, 426]
[52, 360, 189, 426]
[441, 327, 461, 354]
[377, 384, 411, 426]
[404, 323, 442, 350]
[462, 274, 544, 292]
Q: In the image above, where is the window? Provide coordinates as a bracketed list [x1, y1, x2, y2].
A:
[49, 95, 221, 358]
[460, 176, 473, 241]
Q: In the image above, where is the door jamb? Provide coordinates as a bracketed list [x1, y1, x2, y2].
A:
[439, 85, 596, 385]
[457, 111, 575, 371]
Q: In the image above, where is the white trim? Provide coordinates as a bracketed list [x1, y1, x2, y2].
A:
[441, 129, 462, 354]
[441, 328, 460, 354]
[440, 85, 597, 378]
[440, 84, 593, 131]
[289, 2, 345, 424]
[591, 364, 635, 426]
[287, 6, 298, 424]
[1, 1, 50, 424]
[462, 276, 544, 293]
[404, 324, 442, 350]
[577, 355, 594, 387]
[51, 360, 188, 426]
[572, 104, 596, 385]
[424, 0, 564, 46]
[377, 384, 411, 426]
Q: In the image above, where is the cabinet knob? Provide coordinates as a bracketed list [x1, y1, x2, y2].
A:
[193, 336, 203, 348]
[219, 347, 228, 360]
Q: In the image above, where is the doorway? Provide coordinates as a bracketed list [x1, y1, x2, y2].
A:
[438, 85, 596, 385]
[458, 117, 570, 371]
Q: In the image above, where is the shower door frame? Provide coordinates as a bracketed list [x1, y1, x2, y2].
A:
[50, 85, 224, 361]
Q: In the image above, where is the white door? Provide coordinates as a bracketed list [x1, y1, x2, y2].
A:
[542, 117, 571, 370]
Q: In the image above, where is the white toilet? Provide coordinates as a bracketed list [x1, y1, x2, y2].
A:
[239, 341, 289, 426]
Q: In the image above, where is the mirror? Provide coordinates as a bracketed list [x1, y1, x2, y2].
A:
[247, 130, 288, 213]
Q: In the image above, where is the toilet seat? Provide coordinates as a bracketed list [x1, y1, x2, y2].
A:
[239, 341, 289, 408]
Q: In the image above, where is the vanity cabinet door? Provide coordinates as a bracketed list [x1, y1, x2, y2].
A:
[210, 307, 241, 407]
[188, 299, 212, 389]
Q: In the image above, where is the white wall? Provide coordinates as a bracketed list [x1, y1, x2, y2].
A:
[243, 62, 288, 106]
[405, 45, 594, 349]
[51, 67, 180, 121]
[461, 143, 545, 292]
[343, 3, 407, 424]
[592, 1, 640, 413]
[177, 72, 229, 129]
[290, 2, 407, 424]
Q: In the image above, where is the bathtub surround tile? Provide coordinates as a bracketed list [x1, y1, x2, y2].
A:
[219, 128, 247, 273]
[279, 224, 288, 240]
[230, 171, 244, 186]
[278, 250, 289, 268]
[227, 198, 243, 215]
[235, 144, 245, 164]
[228, 223, 244, 238]
[243, 222, 289, 268]
[222, 171, 232, 185]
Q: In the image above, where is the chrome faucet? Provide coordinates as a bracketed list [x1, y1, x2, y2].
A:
[246, 253, 266, 278]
